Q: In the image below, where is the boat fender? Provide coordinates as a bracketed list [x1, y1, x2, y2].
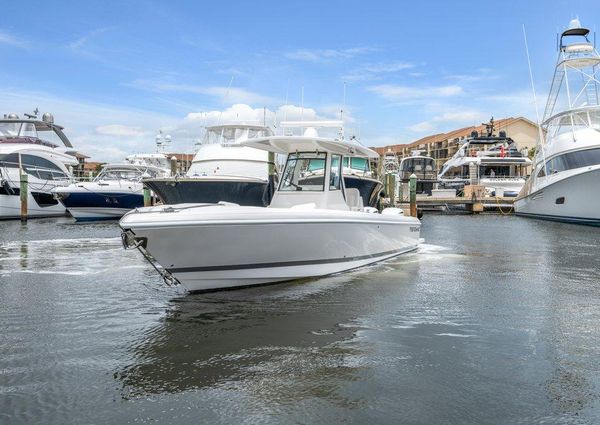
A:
[417, 208, 424, 219]
[363, 207, 378, 214]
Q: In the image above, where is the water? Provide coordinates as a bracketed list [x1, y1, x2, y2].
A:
[1, 215, 600, 424]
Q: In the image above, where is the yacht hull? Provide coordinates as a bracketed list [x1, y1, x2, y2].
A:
[144, 178, 270, 206]
[0, 193, 65, 219]
[120, 206, 421, 292]
[515, 167, 600, 225]
[55, 190, 144, 221]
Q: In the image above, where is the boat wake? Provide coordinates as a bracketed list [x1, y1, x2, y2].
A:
[0, 237, 145, 277]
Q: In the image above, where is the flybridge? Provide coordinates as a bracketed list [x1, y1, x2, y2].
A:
[0, 112, 73, 148]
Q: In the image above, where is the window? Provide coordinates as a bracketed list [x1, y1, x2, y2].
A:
[0, 153, 19, 168]
[330, 154, 342, 190]
[21, 155, 68, 180]
[350, 157, 369, 172]
[541, 147, 600, 176]
[279, 152, 326, 191]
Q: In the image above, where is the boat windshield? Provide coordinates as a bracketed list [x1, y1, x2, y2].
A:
[280, 152, 326, 191]
[0, 122, 38, 138]
[545, 108, 600, 143]
[95, 167, 157, 182]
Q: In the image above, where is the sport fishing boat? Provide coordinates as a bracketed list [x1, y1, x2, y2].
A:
[120, 128, 421, 292]
[0, 111, 79, 219]
[399, 150, 437, 195]
[438, 119, 531, 196]
[515, 19, 600, 225]
[144, 123, 275, 206]
[53, 153, 171, 221]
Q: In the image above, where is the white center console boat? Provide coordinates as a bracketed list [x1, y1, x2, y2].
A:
[120, 129, 421, 292]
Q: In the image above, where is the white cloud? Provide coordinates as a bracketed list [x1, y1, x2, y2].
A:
[408, 121, 436, 132]
[0, 30, 28, 48]
[285, 46, 377, 62]
[367, 84, 463, 101]
[342, 62, 416, 82]
[95, 124, 147, 137]
[0, 88, 179, 163]
[68, 27, 112, 51]
[129, 80, 277, 105]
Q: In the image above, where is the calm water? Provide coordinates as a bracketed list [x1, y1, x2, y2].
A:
[1, 215, 600, 424]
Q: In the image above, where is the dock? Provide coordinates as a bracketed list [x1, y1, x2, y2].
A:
[392, 185, 516, 215]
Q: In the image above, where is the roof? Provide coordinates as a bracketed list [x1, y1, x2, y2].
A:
[0, 118, 73, 148]
[242, 136, 379, 158]
[371, 116, 538, 155]
[165, 152, 195, 161]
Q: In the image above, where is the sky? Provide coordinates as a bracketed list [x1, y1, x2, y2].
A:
[1, 0, 599, 161]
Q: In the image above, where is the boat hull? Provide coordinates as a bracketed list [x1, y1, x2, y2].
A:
[56, 191, 144, 221]
[120, 206, 421, 292]
[144, 178, 271, 206]
[515, 167, 600, 225]
[0, 192, 66, 219]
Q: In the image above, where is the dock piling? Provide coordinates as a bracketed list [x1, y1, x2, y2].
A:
[20, 170, 28, 223]
[143, 186, 151, 207]
[409, 173, 417, 217]
[170, 156, 178, 177]
[389, 174, 396, 207]
[18, 153, 27, 222]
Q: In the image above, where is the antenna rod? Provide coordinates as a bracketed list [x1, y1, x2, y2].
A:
[216, 76, 235, 128]
[300, 86, 304, 121]
[522, 24, 547, 175]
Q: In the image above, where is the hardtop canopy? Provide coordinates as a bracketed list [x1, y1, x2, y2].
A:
[241, 135, 379, 158]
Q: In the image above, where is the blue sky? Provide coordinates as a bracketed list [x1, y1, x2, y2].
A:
[1, 0, 599, 161]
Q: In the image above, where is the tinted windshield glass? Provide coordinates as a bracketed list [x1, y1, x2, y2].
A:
[96, 168, 144, 182]
[350, 157, 368, 171]
[279, 152, 327, 191]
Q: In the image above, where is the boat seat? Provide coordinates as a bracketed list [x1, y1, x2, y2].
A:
[345, 188, 364, 211]
[425, 165, 433, 171]
[414, 165, 422, 171]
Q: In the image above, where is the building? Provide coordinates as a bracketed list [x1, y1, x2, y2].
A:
[165, 152, 195, 174]
[372, 117, 539, 171]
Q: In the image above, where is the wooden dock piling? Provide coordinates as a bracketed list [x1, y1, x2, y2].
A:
[18, 153, 27, 222]
[170, 156, 178, 177]
[143, 187, 151, 207]
[409, 173, 417, 217]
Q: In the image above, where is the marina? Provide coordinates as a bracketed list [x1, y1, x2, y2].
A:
[2, 3, 600, 424]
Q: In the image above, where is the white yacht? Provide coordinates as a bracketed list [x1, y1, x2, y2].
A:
[0, 112, 79, 219]
[144, 124, 275, 206]
[53, 153, 171, 221]
[120, 128, 421, 292]
[515, 19, 600, 225]
[399, 150, 437, 195]
[438, 119, 532, 197]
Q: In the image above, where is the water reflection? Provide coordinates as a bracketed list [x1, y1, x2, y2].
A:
[114, 261, 424, 406]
